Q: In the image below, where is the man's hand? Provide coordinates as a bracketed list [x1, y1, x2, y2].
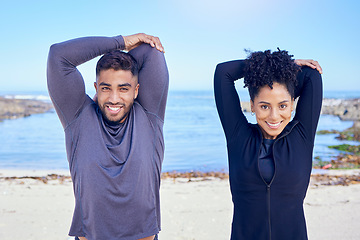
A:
[294, 59, 322, 74]
[123, 33, 164, 53]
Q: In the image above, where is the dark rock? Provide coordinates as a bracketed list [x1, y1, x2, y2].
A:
[321, 98, 360, 121]
[0, 96, 54, 120]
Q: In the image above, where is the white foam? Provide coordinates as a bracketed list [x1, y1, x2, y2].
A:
[3, 94, 51, 102]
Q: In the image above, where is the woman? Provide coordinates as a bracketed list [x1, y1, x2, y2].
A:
[214, 49, 322, 240]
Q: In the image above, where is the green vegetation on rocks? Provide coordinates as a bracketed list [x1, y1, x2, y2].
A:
[317, 121, 360, 142]
[328, 144, 360, 155]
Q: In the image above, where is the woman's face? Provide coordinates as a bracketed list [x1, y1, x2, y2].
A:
[251, 82, 294, 139]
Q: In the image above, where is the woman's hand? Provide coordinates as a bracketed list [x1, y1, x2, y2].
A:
[294, 59, 322, 74]
[123, 33, 164, 53]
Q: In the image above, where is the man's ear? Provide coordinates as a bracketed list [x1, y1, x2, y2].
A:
[92, 82, 98, 102]
[134, 83, 140, 99]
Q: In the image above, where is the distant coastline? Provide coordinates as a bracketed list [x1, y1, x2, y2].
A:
[1, 94, 359, 121]
[0, 96, 53, 120]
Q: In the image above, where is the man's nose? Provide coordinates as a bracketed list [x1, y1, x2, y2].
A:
[108, 91, 121, 104]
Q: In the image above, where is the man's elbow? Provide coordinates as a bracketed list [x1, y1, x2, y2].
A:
[47, 43, 63, 61]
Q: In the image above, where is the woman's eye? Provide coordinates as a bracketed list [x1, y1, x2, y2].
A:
[280, 104, 287, 109]
[261, 105, 269, 110]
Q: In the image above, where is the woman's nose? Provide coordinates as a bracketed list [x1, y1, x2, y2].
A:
[269, 108, 280, 120]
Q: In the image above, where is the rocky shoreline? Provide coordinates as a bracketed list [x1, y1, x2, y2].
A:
[0, 96, 53, 120]
[321, 98, 360, 121]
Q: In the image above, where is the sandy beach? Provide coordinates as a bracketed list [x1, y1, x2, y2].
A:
[1, 169, 359, 240]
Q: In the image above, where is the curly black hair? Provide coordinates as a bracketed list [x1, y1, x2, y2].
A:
[243, 48, 300, 101]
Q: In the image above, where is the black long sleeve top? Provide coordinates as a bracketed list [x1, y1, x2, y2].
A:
[214, 60, 322, 240]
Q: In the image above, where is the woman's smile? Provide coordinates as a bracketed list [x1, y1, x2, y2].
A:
[265, 121, 283, 129]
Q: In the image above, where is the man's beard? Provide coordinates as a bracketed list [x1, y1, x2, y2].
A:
[103, 112, 128, 125]
[99, 102, 132, 126]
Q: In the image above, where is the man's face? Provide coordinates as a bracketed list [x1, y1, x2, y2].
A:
[94, 69, 139, 124]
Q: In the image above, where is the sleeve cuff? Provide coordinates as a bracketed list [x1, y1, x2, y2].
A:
[114, 35, 125, 50]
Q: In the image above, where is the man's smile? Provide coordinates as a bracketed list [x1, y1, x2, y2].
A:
[106, 105, 123, 114]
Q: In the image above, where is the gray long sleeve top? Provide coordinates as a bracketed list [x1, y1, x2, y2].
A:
[47, 35, 169, 239]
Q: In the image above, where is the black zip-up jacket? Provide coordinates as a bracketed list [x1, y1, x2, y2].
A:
[214, 60, 322, 240]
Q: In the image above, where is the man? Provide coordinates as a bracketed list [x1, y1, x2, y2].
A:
[47, 33, 168, 240]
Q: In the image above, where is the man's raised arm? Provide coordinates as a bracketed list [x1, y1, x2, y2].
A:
[47, 36, 125, 128]
[126, 34, 169, 121]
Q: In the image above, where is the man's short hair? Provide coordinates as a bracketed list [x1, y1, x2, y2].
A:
[96, 50, 138, 77]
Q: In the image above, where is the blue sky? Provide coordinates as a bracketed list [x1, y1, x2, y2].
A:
[1, 0, 359, 93]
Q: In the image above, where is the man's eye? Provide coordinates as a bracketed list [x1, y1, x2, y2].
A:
[102, 87, 110, 91]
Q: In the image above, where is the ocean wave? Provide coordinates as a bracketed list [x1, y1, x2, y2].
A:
[3, 94, 51, 102]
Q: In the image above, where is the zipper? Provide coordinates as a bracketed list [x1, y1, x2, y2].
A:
[256, 129, 273, 240]
[267, 185, 271, 240]
[256, 121, 299, 240]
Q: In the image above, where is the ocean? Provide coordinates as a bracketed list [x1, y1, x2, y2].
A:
[0, 90, 359, 172]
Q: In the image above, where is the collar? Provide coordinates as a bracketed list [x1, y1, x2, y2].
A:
[254, 120, 299, 140]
